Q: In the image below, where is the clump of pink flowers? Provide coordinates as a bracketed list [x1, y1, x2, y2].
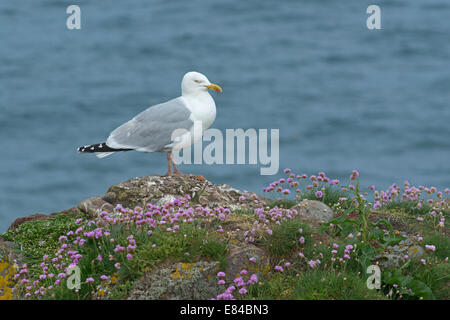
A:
[12, 195, 241, 299]
[213, 271, 259, 300]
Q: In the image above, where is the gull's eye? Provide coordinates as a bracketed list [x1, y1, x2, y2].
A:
[194, 79, 202, 83]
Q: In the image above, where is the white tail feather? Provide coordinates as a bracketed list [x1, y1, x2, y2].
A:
[95, 152, 114, 159]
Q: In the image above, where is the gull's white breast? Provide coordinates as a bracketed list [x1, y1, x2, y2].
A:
[170, 92, 217, 151]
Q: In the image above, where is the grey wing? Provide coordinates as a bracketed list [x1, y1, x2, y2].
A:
[106, 97, 194, 152]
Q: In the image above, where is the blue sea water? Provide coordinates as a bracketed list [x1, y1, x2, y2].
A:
[0, 0, 449, 232]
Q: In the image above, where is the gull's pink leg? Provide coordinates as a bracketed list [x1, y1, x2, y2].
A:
[165, 151, 172, 176]
[170, 151, 185, 175]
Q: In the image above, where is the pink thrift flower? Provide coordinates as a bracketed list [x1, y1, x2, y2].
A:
[274, 266, 284, 272]
[350, 170, 359, 180]
[239, 287, 247, 294]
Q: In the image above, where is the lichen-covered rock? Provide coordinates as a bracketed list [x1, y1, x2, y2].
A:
[0, 254, 16, 300]
[77, 196, 114, 217]
[0, 238, 24, 299]
[0, 238, 25, 266]
[127, 261, 221, 300]
[293, 199, 334, 223]
[373, 236, 425, 269]
[225, 244, 270, 281]
[105, 174, 263, 211]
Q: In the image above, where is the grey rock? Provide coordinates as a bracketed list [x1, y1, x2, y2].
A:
[0, 238, 25, 267]
[292, 199, 334, 223]
[77, 196, 114, 217]
[406, 245, 425, 259]
[226, 244, 270, 281]
[127, 261, 221, 300]
[105, 174, 263, 211]
[374, 237, 425, 269]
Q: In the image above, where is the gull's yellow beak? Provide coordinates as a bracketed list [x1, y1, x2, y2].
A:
[205, 83, 223, 92]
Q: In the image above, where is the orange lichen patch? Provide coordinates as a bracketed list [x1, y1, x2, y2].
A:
[0, 258, 16, 300]
[171, 262, 197, 280]
[111, 273, 119, 285]
[179, 262, 194, 271]
[195, 175, 206, 182]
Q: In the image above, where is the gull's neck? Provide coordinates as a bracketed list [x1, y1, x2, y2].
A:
[182, 91, 216, 130]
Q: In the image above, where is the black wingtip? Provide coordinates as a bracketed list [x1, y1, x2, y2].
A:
[78, 142, 132, 154]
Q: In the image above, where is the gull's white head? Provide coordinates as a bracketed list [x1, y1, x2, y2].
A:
[181, 71, 222, 96]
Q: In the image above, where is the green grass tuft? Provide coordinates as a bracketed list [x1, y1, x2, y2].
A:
[247, 271, 386, 300]
[260, 219, 309, 260]
[130, 222, 228, 276]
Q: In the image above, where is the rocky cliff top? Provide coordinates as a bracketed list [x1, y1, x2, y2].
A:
[1, 172, 447, 300]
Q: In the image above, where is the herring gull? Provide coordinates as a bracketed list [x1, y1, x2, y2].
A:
[77, 71, 222, 175]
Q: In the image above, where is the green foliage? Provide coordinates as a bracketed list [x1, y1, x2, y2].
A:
[295, 270, 386, 300]
[382, 269, 434, 300]
[247, 273, 296, 299]
[409, 259, 450, 300]
[422, 231, 450, 260]
[260, 219, 309, 260]
[109, 280, 136, 300]
[2, 212, 82, 261]
[322, 181, 405, 272]
[247, 271, 386, 300]
[130, 222, 228, 275]
[383, 200, 432, 216]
